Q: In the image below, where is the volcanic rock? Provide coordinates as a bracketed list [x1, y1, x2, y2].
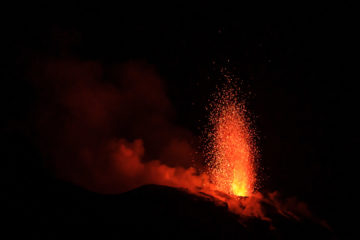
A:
[13, 179, 333, 239]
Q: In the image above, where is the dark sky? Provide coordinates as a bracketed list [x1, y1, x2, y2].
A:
[2, 3, 355, 234]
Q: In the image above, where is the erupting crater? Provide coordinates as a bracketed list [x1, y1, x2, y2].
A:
[205, 81, 258, 197]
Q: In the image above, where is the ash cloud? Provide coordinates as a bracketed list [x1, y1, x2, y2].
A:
[30, 59, 206, 193]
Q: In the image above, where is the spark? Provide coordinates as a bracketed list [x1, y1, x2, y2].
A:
[206, 79, 257, 197]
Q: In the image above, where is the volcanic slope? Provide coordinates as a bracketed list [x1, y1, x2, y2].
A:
[12, 178, 334, 239]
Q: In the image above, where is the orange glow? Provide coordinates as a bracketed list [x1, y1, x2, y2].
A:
[207, 83, 257, 197]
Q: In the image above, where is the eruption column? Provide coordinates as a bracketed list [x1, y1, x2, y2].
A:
[207, 83, 257, 197]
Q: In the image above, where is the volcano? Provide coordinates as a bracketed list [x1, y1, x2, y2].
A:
[14, 178, 332, 239]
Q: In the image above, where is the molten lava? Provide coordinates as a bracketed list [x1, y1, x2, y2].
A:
[207, 83, 257, 197]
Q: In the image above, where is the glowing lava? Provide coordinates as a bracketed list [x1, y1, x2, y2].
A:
[207, 82, 257, 197]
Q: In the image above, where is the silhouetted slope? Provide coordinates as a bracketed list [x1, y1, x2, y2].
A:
[11, 178, 333, 239]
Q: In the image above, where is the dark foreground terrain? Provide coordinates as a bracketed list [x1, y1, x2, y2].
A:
[7, 178, 333, 239]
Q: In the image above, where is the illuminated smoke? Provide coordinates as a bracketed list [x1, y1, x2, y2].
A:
[30, 59, 208, 193]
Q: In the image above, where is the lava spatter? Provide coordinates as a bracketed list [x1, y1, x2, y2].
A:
[206, 79, 258, 197]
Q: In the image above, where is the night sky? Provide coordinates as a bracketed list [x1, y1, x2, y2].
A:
[2, 3, 355, 236]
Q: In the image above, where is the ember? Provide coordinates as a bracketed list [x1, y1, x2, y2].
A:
[205, 78, 258, 197]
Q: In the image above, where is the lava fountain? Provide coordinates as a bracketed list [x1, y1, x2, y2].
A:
[206, 80, 257, 197]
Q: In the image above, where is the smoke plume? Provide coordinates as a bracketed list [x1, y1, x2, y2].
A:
[30, 59, 207, 193]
